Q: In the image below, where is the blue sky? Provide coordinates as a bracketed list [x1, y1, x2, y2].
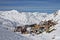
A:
[0, 0, 60, 13]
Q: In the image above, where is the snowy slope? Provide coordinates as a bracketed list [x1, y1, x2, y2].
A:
[0, 10, 60, 40]
[0, 26, 32, 40]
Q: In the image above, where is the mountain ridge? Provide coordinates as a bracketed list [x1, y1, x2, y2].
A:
[0, 10, 60, 40]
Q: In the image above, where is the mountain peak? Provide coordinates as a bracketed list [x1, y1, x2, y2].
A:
[11, 10, 19, 13]
[56, 10, 60, 14]
[54, 10, 60, 16]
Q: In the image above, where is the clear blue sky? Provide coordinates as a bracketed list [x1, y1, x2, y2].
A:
[0, 0, 60, 13]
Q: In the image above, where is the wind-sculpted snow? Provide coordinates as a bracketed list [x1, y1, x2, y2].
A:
[0, 10, 60, 40]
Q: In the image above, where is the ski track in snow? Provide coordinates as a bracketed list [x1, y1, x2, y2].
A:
[0, 10, 60, 40]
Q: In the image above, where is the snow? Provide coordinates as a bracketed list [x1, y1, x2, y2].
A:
[0, 10, 48, 25]
[0, 27, 32, 40]
[0, 10, 60, 40]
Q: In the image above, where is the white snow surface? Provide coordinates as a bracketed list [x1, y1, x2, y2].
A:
[0, 10, 60, 40]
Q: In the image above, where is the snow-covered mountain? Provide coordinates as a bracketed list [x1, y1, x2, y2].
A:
[0, 10, 60, 40]
[0, 10, 48, 26]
